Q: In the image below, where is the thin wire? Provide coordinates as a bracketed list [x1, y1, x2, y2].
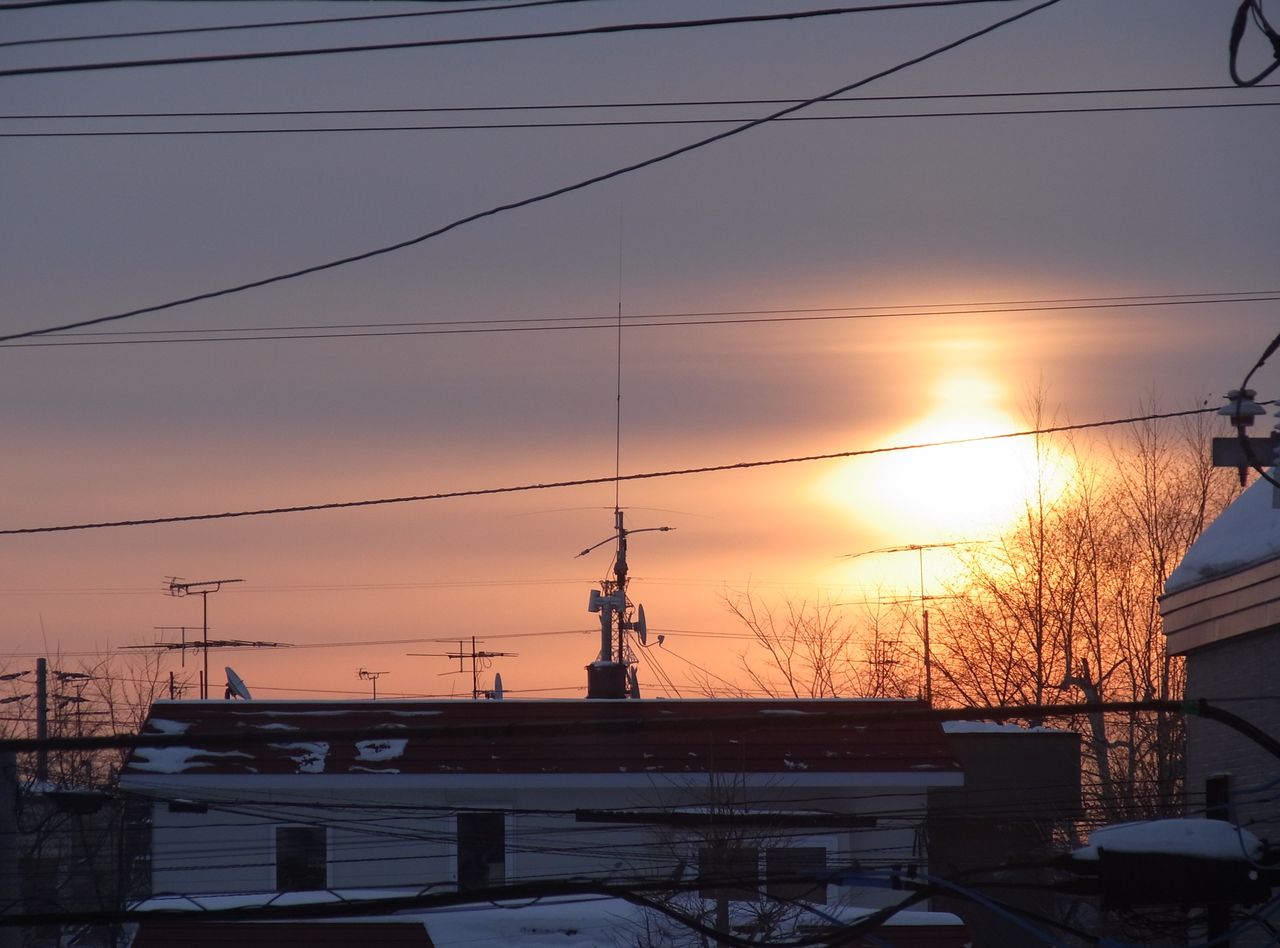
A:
[5, 100, 1275, 137]
[0, 0, 1064, 345]
[1, 84, 1266, 120]
[0, 0, 603, 49]
[0, 0, 1030, 79]
[0, 404, 1224, 536]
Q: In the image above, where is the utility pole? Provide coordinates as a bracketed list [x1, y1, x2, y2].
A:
[35, 658, 47, 784]
[1210, 389, 1277, 500]
[166, 578, 243, 699]
[1206, 773, 1233, 946]
[0, 752, 18, 948]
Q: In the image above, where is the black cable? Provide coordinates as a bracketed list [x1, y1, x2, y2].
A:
[0, 0, 1029, 79]
[5, 292, 1277, 349]
[5, 100, 1278, 137]
[0, 0, 1063, 344]
[0, 0, 604, 50]
[1230, 0, 1280, 86]
[0, 0, 112, 8]
[0, 404, 1217, 536]
[2, 83, 1267, 120]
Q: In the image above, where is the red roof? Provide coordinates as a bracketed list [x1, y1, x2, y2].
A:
[123, 698, 961, 780]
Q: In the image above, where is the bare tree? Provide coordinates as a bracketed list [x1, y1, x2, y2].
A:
[932, 399, 1237, 821]
[717, 589, 918, 699]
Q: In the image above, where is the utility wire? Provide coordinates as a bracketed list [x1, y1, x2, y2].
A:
[0, 0, 1063, 344]
[0, 0, 1031, 79]
[0, 0, 604, 49]
[1, 83, 1267, 120]
[5, 99, 1276, 137]
[4, 291, 1276, 349]
[0, 405, 1225, 536]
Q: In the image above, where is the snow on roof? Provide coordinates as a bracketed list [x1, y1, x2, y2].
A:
[1074, 819, 1264, 862]
[1166, 474, 1280, 593]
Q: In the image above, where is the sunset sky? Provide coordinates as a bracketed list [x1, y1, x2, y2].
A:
[2, 0, 1277, 704]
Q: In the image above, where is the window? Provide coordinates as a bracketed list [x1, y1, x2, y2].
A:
[698, 845, 760, 901]
[276, 825, 326, 891]
[766, 846, 828, 904]
[457, 811, 505, 890]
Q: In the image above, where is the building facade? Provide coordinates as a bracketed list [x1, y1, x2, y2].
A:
[120, 697, 962, 916]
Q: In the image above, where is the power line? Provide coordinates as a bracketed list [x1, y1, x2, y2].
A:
[9, 290, 1272, 350]
[5, 100, 1277, 138]
[0, 404, 1224, 536]
[18, 287, 1280, 336]
[0, 0, 1063, 344]
[1, 83, 1265, 120]
[0, 0, 604, 49]
[0, 0, 1030, 79]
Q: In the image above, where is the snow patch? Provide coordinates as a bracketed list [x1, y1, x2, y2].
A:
[1075, 819, 1264, 861]
[355, 739, 407, 762]
[130, 747, 252, 774]
[270, 742, 329, 773]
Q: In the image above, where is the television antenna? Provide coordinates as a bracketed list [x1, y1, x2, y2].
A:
[843, 540, 983, 704]
[166, 577, 243, 698]
[357, 668, 389, 700]
[408, 636, 514, 700]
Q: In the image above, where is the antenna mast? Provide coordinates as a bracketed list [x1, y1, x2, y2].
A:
[578, 223, 670, 697]
[166, 577, 244, 699]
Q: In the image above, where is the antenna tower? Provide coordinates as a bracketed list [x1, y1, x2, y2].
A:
[575, 241, 673, 699]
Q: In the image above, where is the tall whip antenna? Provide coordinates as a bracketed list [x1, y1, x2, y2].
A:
[614, 203, 624, 512]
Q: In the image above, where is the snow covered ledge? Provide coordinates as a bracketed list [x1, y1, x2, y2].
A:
[1160, 476, 1280, 656]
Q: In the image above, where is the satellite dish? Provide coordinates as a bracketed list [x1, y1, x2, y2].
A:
[635, 604, 648, 646]
[492, 673, 504, 701]
[628, 666, 641, 700]
[225, 666, 252, 701]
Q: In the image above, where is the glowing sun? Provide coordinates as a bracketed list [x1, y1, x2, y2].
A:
[819, 373, 1074, 540]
